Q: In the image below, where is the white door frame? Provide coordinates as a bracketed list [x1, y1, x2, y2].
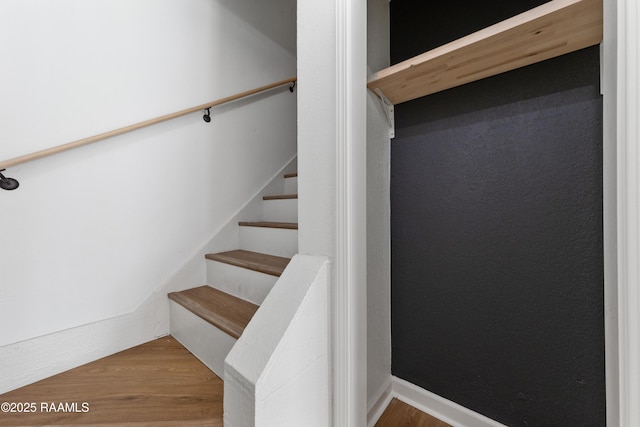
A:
[297, 0, 368, 425]
[614, 0, 640, 425]
[334, 0, 368, 425]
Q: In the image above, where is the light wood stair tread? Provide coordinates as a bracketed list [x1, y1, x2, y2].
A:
[205, 250, 290, 276]
[284, 172, 297, 178]
[168, 286, 258, 340]
[367, 0, 603, 104]
[263, 194, 297, 200]
[238, 221, 298, 230]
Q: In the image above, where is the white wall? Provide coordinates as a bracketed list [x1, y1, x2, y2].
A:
[366, 0, 392, 411]
[0, 0, 296, 388]
[296, 2, 337, 258]
[602, 0, 619, 425]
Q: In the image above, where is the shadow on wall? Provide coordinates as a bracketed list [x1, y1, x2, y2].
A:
[217, 0, 297, 57]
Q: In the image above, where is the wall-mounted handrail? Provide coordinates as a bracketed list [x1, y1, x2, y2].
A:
[0, 77, 297, 189]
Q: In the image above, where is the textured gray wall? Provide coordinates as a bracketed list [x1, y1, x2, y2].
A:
[390, 2, 605, 425]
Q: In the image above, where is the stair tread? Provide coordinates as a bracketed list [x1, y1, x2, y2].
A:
[168, 286, 259, 340]
[205, 249, 290, 276]
[263, 194, 298, 200]
[284, 172, 298, 178]
[239, 221, 298, 230]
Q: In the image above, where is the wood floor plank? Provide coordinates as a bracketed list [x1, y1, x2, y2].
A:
[168, 286, 259, 339]
[375, 398, 452, 427]
[205, 250, 290, 277]
[284, 173, 297, 178]
[262, 194, 297, 200]
[0, 336, 223, 426]
[238, 221, 298, 230]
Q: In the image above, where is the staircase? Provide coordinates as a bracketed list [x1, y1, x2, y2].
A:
[0, 170, 303, 426]
[168, 172, 298, 379]
[0, 166, 330, 426]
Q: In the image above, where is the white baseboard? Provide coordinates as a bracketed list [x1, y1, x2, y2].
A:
[0, 299, 164, 394]
[367, 376, 393, 427]
[392, 377, 507, 427]
[366, 376, 507, 427]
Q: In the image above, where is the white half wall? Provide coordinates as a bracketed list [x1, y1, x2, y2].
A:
[0, 0, 296, 390]
[224, 255, 330, 427]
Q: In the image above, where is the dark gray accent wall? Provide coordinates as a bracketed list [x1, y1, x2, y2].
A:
[390, 2, 605, 426]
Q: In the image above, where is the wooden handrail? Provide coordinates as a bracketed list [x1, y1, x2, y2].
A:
[0, 77, 296, 171]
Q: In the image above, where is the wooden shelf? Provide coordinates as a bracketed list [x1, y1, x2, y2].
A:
[367, 0, 602, 105]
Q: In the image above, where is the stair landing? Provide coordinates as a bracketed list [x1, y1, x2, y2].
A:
[0, 336, 222, 426]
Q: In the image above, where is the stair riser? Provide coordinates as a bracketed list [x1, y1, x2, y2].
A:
[239, 227, 298, 258]
[170, 301, 236, 379]
[284, 176, 298, 194]
[262, 198, 298, 222]
[206, 260, 278, 305]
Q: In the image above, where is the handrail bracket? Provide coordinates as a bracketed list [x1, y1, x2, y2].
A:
[0, 169, 19, 191]
[203, 108, 212, 123]
[374, 88, 395, 139]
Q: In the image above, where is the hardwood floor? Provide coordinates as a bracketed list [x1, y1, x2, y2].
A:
[375, 398, 452, 427]
[0, 336, 223, 426]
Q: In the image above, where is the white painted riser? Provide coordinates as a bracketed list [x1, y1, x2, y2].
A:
[239, 226, 298, 258]
[262, 199, 298, 223]
[170, 301, 236, 379]
[284, 176, 298, 194]
[206, 260, 278, 305]
[164, 162, 298, 403]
